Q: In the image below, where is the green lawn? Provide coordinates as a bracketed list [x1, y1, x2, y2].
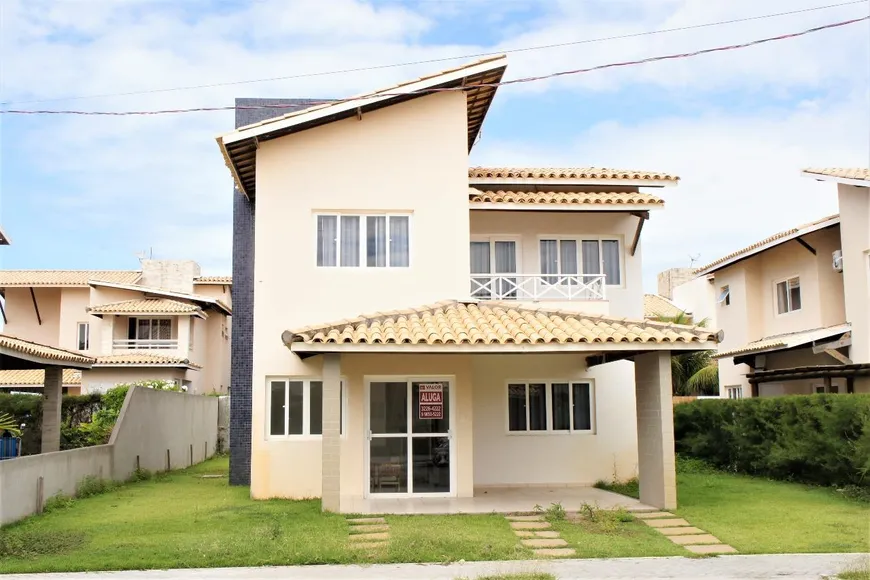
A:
[600, 458, 870, 555]
[0, 457, 526, 574]
[2, 456, 867, 573]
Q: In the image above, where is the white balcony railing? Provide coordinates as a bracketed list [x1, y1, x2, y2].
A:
[112, 339, 178, 350]
[470, 274, 606, 301]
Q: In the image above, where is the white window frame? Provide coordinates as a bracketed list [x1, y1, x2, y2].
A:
[469, 235, 523, 274]
[505, 380, 596, 435]
[314, 212, 412, 269]
[725, 386, 743, 399]
[537, 235, 624, 287]
[76, 322, 90, 351]
[133, 317, 173, 340]
[266, 377, 347, 440]
[774, 275, 802, 315]
[717, 285, 731, 306]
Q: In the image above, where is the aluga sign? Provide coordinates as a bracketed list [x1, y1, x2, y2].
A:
[418, 383, 444, 420]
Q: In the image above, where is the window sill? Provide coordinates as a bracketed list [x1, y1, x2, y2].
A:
[505, 430, 596, 436]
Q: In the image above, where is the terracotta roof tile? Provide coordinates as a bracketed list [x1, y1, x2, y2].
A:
[88, 299, 201, 315]
[285, 300, 717, 347]
[643, 294, 687, 320]
[696, 214, 840, 274]
[468, 167, 679, 183]
[194, 276, 232, 284]
[804, 167, 870, 182]
[0, 270, 141, 287]
[0, 334, 94, 366]
[0, 369, 81, 386]
[94, 354, 201, 368]
[715, 323, 850, 359]
[469, 188, 664, 207]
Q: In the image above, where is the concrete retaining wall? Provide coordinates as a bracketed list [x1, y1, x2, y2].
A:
[0, 386, 218, 526]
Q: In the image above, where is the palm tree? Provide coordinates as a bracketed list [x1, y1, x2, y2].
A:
[653, 312, 719, 396]
[0, 412, 22, 437]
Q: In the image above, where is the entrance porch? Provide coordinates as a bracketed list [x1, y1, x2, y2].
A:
[342, 484, 653, 515]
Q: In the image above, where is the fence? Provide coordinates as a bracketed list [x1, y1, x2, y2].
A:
[0, 386, 218, 526]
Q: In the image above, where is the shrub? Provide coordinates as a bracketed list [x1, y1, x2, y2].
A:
[674, 394, 870, 488]
[76, 476, 118, 498]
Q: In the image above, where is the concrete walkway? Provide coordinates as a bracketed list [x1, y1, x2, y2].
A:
[5, 554, 866, 580]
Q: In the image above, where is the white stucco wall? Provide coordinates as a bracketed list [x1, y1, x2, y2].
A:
[3, 287, 61, 345]
[837, 184, 870, 364]
[672, 275, 716, 328]
[250, 91, 471, 498]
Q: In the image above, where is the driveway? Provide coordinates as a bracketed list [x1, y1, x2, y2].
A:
[4, 553, 867, 580]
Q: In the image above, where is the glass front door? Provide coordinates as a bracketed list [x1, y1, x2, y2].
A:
[368, 379, 451, 495]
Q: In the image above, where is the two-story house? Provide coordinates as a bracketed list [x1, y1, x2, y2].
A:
[689, 213, 852, 398]
[803, 168, 870, 393]
[217, 56, 719, 513]
[0, 260, 232, 395]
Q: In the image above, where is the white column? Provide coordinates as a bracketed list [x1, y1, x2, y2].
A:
[176, 317, 190, 358]
[321, 353, 341, 512]
[101, 315, 115, 353]
[633, 351, 677, 510]
[42, 366, 63, 453]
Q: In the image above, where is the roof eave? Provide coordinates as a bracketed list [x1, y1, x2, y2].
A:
[801, 171, 870, 188]
[287, 340, 717, 355]
[468, 202, 664, 212]
[468, 177, 677, 188]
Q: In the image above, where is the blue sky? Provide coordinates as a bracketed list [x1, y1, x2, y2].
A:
[1, 0, 868, 290]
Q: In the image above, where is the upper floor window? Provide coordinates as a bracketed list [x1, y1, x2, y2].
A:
[726, 386, 743, 399]
[77, 322, 89, 350]
[316, 214, 410, 268]
[718, 285, 731, 306]
[129, 317, 172, 340]
[539, 238, 621, 285]
[775, 277, 801, 314]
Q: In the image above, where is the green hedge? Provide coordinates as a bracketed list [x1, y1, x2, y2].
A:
[674, 394, 870, 487]
[0, 393, 103, 455]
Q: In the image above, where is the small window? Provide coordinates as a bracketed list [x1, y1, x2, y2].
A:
[776, 277, 801, 314]
[269, 378, 343, 437]
[508, 381, 593, 432]
[726, 386, 743, 399]
[717, 285, 731, 306]
[316, 213, 410, 268]
[76, 322, 89, 350]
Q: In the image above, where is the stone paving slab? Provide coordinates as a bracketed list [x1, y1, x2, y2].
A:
[633, 511, 674, 519]
[520, 538, 568, 548]
[349, 525, 390, 534]
[533, 531, 561, 538]
[513, 530, 535, 538]
[668, 534, 723, 546]
[658, 526, 706, 536]
[510, 521, 551, 530]
[644, 518, 691, 528]
[685, 543, 739, 554]
[532, 547, 577, 557]
[347, 517, 386, 524]
[506, 515, 545, 521]
[348, 532, 390, 542]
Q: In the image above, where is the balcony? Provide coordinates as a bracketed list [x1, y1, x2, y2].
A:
[470, 274, 606, 301]
[112, 339, 179, 350]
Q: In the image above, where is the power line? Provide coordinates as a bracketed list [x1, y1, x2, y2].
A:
[2, 0, 866, 106]
[2, 16, 865, 117]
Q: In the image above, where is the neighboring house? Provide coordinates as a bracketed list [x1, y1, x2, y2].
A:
[0, 261, 232, 395]
[0, 368, 82, 395]
[0, 225, 95, 453]
[671, 273, 717, 331]
[217, 55, 718, 512]
[643, 294, 689, 321]
[803, 168, 870, 393]
[691, 214, 853, 398]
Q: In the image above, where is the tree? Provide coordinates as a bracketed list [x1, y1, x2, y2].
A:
[0, 412, 22, 437]
[654, 312, 719, 396]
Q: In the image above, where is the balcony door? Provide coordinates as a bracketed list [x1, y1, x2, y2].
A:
[470, 238, 519, 299]
[126, 317, 173, 349]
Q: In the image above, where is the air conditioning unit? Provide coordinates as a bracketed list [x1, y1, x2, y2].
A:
[832, 250, 844, 273]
